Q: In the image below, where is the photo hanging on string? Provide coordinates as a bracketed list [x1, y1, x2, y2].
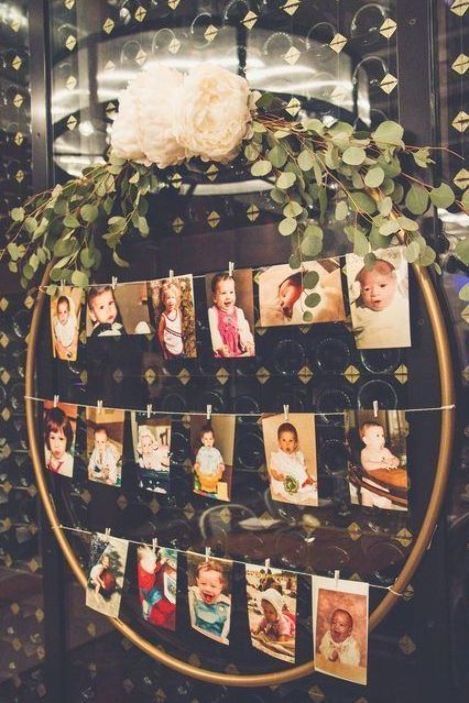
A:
[50, 286, 82, 361]
[86, 532, 129, 618]
[190, 415, 235, 501]
[130, 413, 172, 494]
[137, 544, 177, 631]
[43, 400, 78, 478]
[187, 553, 232, 645]
[86, 407, 125, 487]
[205, 269, 256, 358]
[148, 274, 197, 359]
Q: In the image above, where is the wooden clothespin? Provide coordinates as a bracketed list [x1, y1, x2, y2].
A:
[146, 404, 152, 419]
[53, 394, 59, 408]
[205, 546, 211, 562]
[228, 261, 235, 276]
[206, 404, 212, 421]
[152, 537, 158, 554]
[283, 404, 289, 421]
[373, 400, 379, 418]
[111, 276, 118, 290]
[334, 569, 340, 590]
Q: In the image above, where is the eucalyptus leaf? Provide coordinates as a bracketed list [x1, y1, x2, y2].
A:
[81, 204, 99, 223]
[276, 172, 296, 190]
[298, 149, 315, 171]
[378, 196, 393, 216]
[278, 218, 297, 236]
[11, 207, 25, 222]
[405, 184, 429, 215]
[417, 246, 436, 267]
[268, 145, 288, 168]
[283, 201, 303, 218]
[364, 166, 385, 188]
[251, 160, 272, 177]
[270, 187, 287, 205]
[372, 121, 404, 147]
[342, 146, 366, 166]
[405, 241, 420, 263]
[112, 251, 130, 268]
[379, 220, 401, 236]
[455, 238, 469, 265]
[349, 192, 376, 215]
[71, 270, 89, 287]
[303, 311, 313, 322]
[396, 216, 419, 231]
[335, 201, 348, 221]
[305, 292, 321, 308]
[64, 214, 80, 228]
[429, 183, 455, 209]
[459, 283, 469, 302]
[303, 270, 319, 289]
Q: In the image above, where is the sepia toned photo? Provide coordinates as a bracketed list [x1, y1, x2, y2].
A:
[137, 545, 177, 631]
[190, 415, 235, 501]
[86, 407, 125, 487]
[346, 245, 411, 349]
[187, 553, 232, 645]
[148, 274, 197, 359]
[206, 269, 255, 358]
[262, 413, 318, 507]
[50, 286, 82, 361]
[86, 532, 129, 618]
[246, 563, 297, 663]
[86, 284, 127, 338]
[130, 414, 171, 494]
[346, 410, 408, 511]
[313, 574, 369, 685]
[43, 400, 78, 478]
[259, 258, 346, 327]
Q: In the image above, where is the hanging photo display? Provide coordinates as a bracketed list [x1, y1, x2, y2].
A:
[346, 245, 411, 350]
[246, 563, 297, 663]
[137, 544, 177, 631]
[262, 413, 318, 506]
[131, 413, 172, 494]
[86, 284, 126, 338]
[258, 258, 346, 327]
[190, 415, 235, 501]
[50, 286, 82, 361]
[43, 400, 78, 477]
[86, 532, 129, 618]
[148, 274, 197, 359]
[187, 553, 232, 645]
[112, 282, 153, 335]
[206, 269, 255, 358]
[346, 410, 409, 511]
[312, 574, 369, 685]
[86, 407, 125, 487]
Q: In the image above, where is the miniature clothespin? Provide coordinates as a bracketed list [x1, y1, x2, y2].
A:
[205, 546, 211, 562]
[53, 394, 60, 408]
[334, 569, 340, 590]
[228, 261, 235, 276]
[283, 404, 289, 421]
[265, 558, 271, 570]
[169, 269, 174, 279]
[206, 404, 212, 421]
[373, 400, 379, 418]
[96, 399, 103, 416]
[60, 280, 66, 291]
[146, 404, 152, 419]
[111, 276, 118, 290]
[152, 537, 158, 553]
[105, 527, 111, 536]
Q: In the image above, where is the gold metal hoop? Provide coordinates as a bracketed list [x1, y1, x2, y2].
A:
[26, 262, 455, 687]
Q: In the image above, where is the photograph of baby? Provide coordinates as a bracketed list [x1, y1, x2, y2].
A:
[346, 410, 408, 511]
[113, 282, 153, 335]
[187, 553, 232, 645]
[205, 269, 255, 358]
[190, 415, 235, 501]
[262, 413, 318, 507]
[148, 275, 197, 359]
[86, 284, 125, 338]
[312, 574, 369, 685]
[86, 407, 125, 487]
[246, 563, 297, 663]
[130, 414, 171, 494]
[50, 286, 82, 361]
[86, 532, 129, 618]
[137, 545, 177, 631]
[346, 245, 411, 349]
[43, 400, 78, 477]
[259, 259, 346, 327]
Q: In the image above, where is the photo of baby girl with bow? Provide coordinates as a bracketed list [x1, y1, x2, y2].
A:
[206, 269, 255, 358]
[258, 259, 346, 327]
[148, 275, 197, 359]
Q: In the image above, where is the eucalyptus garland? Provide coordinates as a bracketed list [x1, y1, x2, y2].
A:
[3, 77, 468, 300]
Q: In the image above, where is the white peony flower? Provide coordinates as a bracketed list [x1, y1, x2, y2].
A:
[175, 64, 252, 163]
[111, 66, 185, 168]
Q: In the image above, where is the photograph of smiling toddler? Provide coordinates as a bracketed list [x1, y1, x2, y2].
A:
[346, 246, 411, 349]
[205, 269, 255, 358]
[259, 259, 346, 327]
[313, 574, 369, 685]
[262, 413, 318, 507]
[187, 553, 232, 645]
[86, 407, 125, 487]
[190, 415, 235, 501]
[86, 285, 125, 338]
[43, 400, 78, 478]
[148, 275, 197, 359]
[246, 563, 297, 663]
[50, 286, 82, 361]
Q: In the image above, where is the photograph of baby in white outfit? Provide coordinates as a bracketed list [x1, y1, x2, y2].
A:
[50, 286, 82, 361]
[131, 415, 171, 494]
[258, 258, 346, 328]
[346, 245, 411, 349]
[262, 413, 318, 507]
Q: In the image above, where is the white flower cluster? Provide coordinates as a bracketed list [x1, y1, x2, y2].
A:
[111, 64, 252, 168]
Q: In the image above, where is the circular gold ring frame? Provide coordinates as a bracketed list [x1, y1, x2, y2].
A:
[26, 263, 455, 687]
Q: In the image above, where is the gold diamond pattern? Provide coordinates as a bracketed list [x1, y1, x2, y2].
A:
[246, 204, 259, 222]
[450, 0, 468, 16]
[344, 364, 360, 383]
[216, 367, 230, 385]
[285, 97, 301, 117]
[15, 169, 24, 183]
[207, 210, 221, 228]
[11, 55, 22, 71]
[282, 0, 300, 16]
[2, 408, 11, 421]
[12, 639, 22, 652]
[453, 168, 469, 190]
[65, 0, 76, 8]
[298, 365, 313, 384]
[144, 368, 157, 384]
[242, 10, 258, 30]
[394, 363, 408, 384]
[451, 53, 469, 74]
[171, 172, 182, 189]
[13, 132, 24, 146]
[177, 368, 191, 385]
[308, 684, 326, 702]
[206, 164, 219, 181]
[135, 48, 147, 66]
[67, 115, 78, 131]
[347, 522, 361, 540]
[380, 73, 398, 94]
[169, 38, 181, 54]
[135, 5, 147, 22]
[0, 333, 9, 348]
[13, 93, 24, 108]
[452, 110, 469, 133]
[204, 24, 218, 43]
[172, 217, 184, 233]
[329, 33, 347, 54]
[399, 634, 416, 655]
[1, 370, 11, 384]
[379, 18, 397, 38]
[35, 609, 44, 622]
[65, 34, 77, 51]
[168, 0, 180, 9]
[256, 366, 271, 384]
[284, 46, 300, 65]
[0, 298, 8, 311]
[103, 18, 115, 34]
[396, 528, 413, 547]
